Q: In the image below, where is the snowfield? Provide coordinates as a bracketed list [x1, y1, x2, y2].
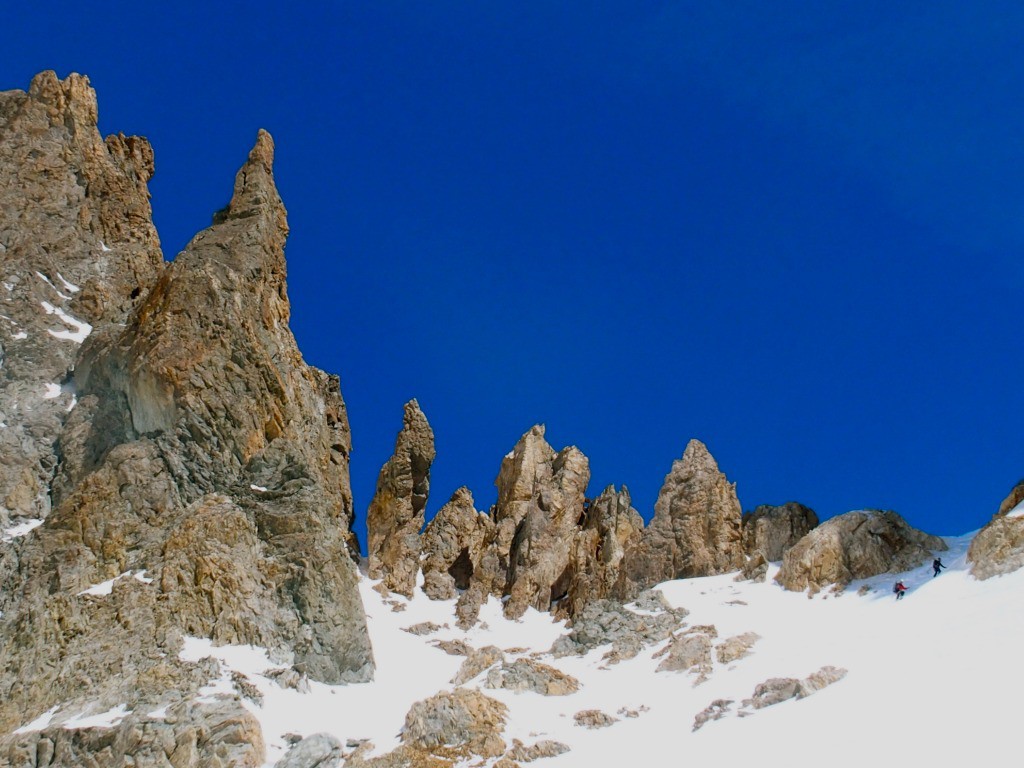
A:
[162, 529, 1021, 767]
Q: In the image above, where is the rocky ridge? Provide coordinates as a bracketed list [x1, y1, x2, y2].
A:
[0, 72, 372, 765]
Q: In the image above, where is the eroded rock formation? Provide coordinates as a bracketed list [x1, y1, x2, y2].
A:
[366, 399, 436, 596]
[617, 439, 743, 597]
[0, 71, 163, 531]
[421, 487, 493, 600]
[775, 510, 946, 592]
[742, 502, 819, 561]
[455, 425, 590, 623]
[968, 480, 1024, 579]
[0, 73, 372, 760]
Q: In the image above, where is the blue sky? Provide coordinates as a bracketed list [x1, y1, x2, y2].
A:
[5, 2, 1022, 542]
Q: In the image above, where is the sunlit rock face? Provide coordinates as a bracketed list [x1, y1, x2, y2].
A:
[455, 425, 590, 624]
[742, 501, 819, 561]
[0, 71, 164, 530]
[0, 72, 373, 761]
[968, 480, 1024, 580]
[367, 398, 436, 597]
[616, 439, 745, 598]
[775, 510, 947, 592]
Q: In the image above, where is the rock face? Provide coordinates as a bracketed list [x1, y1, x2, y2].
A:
[484, 659, 580, 696]
[742, 502, 819, 561]
[998, 480, 1024, 516]
[421, 487, 493, 600]
[3, 699, 264, 768]
[456, 425, 590, 622]
[968, 482, 1024, 579]
[775, 510, 947, 592]
[550, 594, 688, 663]
[560, 485, 644, 619]
[0, 71, 163, 532]
[617, 440, 743, 596]
[0, 72, 373, 759]
[401, 689, 508, 759]
[366, 399, 436, 596]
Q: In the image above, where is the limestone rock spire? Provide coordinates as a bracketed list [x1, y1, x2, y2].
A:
[366, 399, 437, 596]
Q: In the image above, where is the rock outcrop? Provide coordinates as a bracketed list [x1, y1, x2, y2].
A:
[617, 440, 743, 596]
[775, 510, 946, 592]
[550, 594, 688, 662]
[456, 425, 589, 623]
[3, 699, 264, 768]
[421, 487, 493, 600]
[968, 481, 1024, 579]
[366, 399, 436, 596]
[560, 485, 644, 619]
[0, 71, 163, 532]
[0, 72, 373, 760]
[401, 689, 508, 759]
[742, 502, 819, 561]
[484, 659, 580, 696]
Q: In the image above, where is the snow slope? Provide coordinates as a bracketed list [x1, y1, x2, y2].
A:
[24, 531, 1020, 766]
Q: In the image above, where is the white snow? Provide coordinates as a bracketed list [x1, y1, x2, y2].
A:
[13, 706, 59, 735]
[43, 383, 61, 399]
[78, 570, 154, 596]
[99, 241, 111, 252]
[35, 271, 72, 301]
[1, 518, 43, 541]
[12, 331, 27, 340]
[1007, 499, 1024, 518]
[55, 272, 80, 293]
[40, 301, 92, 343]
[62, 705, 131, 730]
[250, 484, 269, 492]
[163, 531, 1024, 768]
[2, 282, 12, 292]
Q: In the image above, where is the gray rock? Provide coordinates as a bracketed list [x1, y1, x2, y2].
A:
[742, 502, 819, 561]
[550, 597, 688, 662]
[715, 632, 761, 664]
[451, 645, 505, 685]
[692, 699, 733, 731]
[741, 665, 848, 712]
[572, 710, 617, 729]
[0, 71, 163, 532]
[2, 699, 264, 768]
[401, 689, 508, 758]
[366, 400, 435, 597]
[776, 510, 947, 592]
[655, 627, 716, 679]
[507, 738, 571, 762]
[274, 733, 343, 768]
[484, 659, 580, 696]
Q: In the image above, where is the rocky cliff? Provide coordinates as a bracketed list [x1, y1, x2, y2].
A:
[967, 480, 1024, 580]
[775, 510, 946, 592]
[0, 72, 372, 764]
[366, 399, 436, 597]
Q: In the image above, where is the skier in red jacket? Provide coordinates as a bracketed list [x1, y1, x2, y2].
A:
[894, 580, 908, 600]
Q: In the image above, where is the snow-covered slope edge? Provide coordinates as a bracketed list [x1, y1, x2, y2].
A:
[13, 530, 1010, 767]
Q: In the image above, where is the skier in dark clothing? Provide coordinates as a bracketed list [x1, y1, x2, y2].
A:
[932, 558, 946, 577]
[894, 580, 908, 600]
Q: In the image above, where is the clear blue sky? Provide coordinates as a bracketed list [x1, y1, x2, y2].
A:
[5, 2, 1022, 543]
